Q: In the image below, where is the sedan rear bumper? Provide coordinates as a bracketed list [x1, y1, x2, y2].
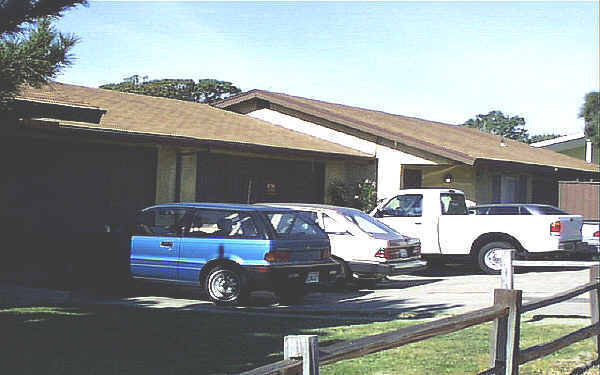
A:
[348, 258, 428, 277]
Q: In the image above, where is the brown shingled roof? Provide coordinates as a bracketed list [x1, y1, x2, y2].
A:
[215, 89, 599, 173]
[15, 83, 371, 159]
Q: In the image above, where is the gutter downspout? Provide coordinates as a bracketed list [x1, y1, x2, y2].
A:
[585, 139, 593, 163]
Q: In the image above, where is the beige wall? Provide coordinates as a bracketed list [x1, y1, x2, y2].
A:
[155, 147, 198, 204]
[421, 165, 476, 200]
[155, 146, 177, 203]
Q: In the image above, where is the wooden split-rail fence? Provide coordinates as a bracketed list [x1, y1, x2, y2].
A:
[240, 251, 600, 375]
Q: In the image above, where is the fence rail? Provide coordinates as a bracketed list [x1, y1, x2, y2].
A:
[240, 254, 600, 375]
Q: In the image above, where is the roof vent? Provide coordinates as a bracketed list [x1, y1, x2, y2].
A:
[500, 137, 507, 147]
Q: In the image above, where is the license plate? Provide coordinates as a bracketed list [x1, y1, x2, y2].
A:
[305, 271, 319, 284]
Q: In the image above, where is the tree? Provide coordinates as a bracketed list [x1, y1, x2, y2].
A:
[579, 92, 600, 145]
[0, 0, 86, 105]
[527, 134, 563, 144]
[100, 76, 242, 104]
[463, 110, 529, 142]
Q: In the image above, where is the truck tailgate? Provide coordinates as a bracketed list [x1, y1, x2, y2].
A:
[558, 216, 584, 242]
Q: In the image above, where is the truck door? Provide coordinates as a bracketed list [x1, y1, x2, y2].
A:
[374, 194, 435, 251]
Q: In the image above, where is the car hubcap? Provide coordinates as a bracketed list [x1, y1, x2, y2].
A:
[208, 270, 240, 301]
[484, 248, 504, 271]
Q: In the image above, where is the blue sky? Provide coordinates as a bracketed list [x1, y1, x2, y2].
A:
[55, 1, 598, 136]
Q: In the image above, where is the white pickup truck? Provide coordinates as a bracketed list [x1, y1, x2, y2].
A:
[371, 189, 590, 274]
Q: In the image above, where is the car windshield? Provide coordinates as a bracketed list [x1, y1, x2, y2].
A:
[344, 211, 396, 235]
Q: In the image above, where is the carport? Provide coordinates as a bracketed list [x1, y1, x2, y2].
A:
[2, 82, 373, 285]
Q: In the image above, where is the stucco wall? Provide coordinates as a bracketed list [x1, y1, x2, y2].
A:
[421, 165, 477, 200]
[248, 108, 435, 200]
[180, 152, 197, 202]
[155, 146, 177, 203]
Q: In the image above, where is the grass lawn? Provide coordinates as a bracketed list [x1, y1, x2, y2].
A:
[0, 304, 598, 375]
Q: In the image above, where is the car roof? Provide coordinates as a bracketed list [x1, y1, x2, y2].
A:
[260, 203, 365, 214]
[144, 202, 293, 212]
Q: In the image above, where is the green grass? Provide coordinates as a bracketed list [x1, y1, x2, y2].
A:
[0, 305, 597, 375]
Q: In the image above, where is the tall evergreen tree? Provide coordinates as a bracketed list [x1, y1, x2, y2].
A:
[0, 0, 86, 105]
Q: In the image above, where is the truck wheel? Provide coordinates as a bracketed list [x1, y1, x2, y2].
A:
[204, 265, 249, 306]
[477, 241, 512, 275]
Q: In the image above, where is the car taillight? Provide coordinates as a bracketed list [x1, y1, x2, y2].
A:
[321, 247, 331, 259]
[594, 231, 600, 238]
[264, 251, 290, 263]
[550, 221, 561, 235]
[375, 248, 400, 259]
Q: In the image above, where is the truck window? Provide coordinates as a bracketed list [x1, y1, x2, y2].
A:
[382, 194, 422, 217]
[440, 193, 468, 215]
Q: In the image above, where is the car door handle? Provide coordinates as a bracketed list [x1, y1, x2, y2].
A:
[414, 222, 422, 225]
[160, 241, 174, 247]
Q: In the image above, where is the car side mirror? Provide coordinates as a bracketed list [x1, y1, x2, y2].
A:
[374, 209, 384, 218]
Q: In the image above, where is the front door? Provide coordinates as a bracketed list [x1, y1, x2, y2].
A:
[130, 207, 187, 280]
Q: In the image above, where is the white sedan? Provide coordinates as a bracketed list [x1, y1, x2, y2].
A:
[263, 203, 427, 288]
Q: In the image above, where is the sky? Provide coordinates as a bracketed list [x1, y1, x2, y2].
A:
[54, 1, 599, 136]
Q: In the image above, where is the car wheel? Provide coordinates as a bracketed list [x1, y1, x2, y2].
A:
[332, 256, 352, 288]
[204, 265, 248, 306]
[275, 283, 308, 305]
[477, 241, 513, 275]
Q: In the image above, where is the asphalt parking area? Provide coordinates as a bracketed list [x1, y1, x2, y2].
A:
[45, 264, 593, 319]
[1, 264, 595, 320]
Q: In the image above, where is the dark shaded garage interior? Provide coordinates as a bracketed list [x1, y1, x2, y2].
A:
[196, 152, 325, 204]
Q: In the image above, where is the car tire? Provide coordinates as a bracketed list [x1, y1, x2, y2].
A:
[204, 265, 249, 306]
[477, 241, 513, 275]
[332, 256, 352, 288]
[275, 282, 308, 305]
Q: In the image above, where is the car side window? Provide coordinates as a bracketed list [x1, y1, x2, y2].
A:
[187, 209, 260, 238]
[381, 194, 423, 217]
[322, 213, 350, 235]
[136, 208, 187, 237]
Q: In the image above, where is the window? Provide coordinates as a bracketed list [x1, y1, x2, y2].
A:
[136, 208, 187, 236]
[382, 194, 423, 217]
[440, 193, 468, 215]
[187, 209, 260, 238]
[266, 212, 327, 240]
[322, 213, 349, 234]
[345, 213, 391, 235]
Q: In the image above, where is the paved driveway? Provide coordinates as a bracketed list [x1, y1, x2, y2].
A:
[2, 265, 596, 319]
[45, 264, 594, 319]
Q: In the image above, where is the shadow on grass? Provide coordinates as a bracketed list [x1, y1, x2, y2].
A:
[0, 302, 429, 375]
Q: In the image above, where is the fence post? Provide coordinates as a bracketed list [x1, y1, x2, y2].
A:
[284, 335, 319, 375]
[590, 265, 600, 355]
[500, 250, 515, 290]
[490, 289, 522, 375]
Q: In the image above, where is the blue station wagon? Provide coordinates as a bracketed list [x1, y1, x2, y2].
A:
[131, 203, 340, 305]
